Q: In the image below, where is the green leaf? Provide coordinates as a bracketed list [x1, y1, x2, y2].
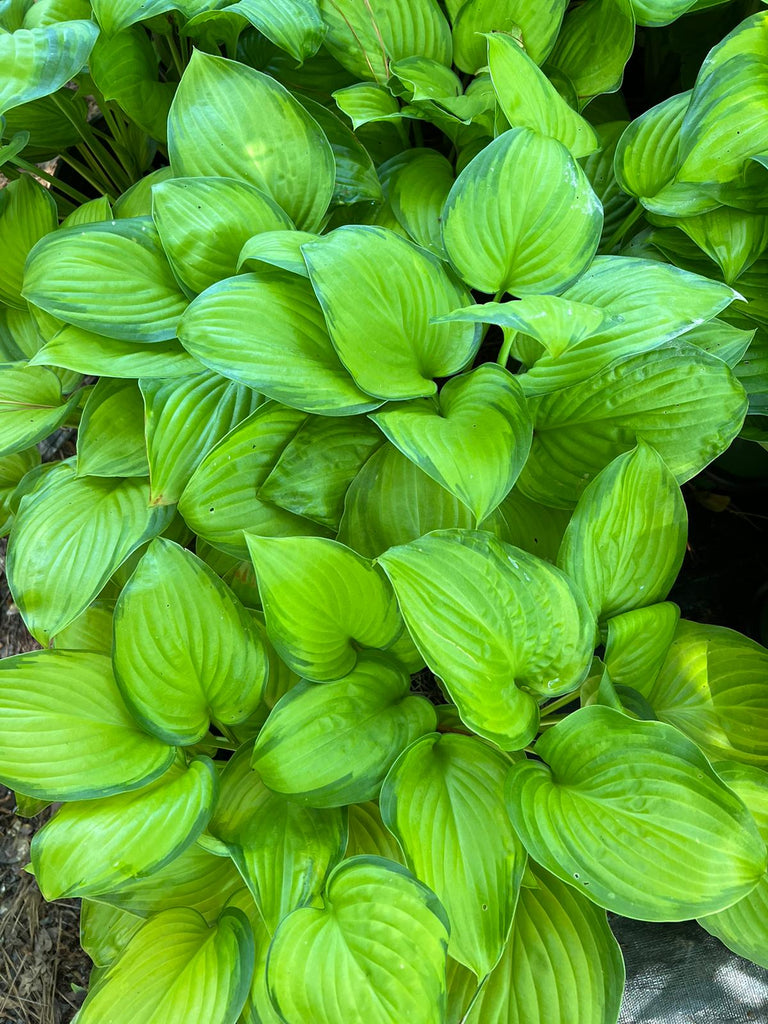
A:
[52, 599, 115, 654]
[60, 195, 113, 229]
[0, 364, 79, 457]
[390, 149, 454, 257]
[90, 0, 176, 33]
[303, 225, 480, 400]
[378, 530, 595, 750]
[660, 206, 768, 284]
[76, 907, 253, 1024]
[0, 445, 39, 536]
[152, 177, 293, 296]
[548, 0, 635, 108]
[333, 82, 402, 129]
[31, 758, 217, 899]
[237, 230, 316, 277]
[0, 650, 173, 801]
[178, 272, 378, 416]
[370, 364, 532, 522]
[442, 128, 602, 295]
[389, 56, 462, 100]
[252, 652, 436, 807]
[346, 801, 405, 863]
[557, 443, 688, 620]
[30, 324, 200, 380]
[447, 862, 625, 1024]
[613, 91, 694, 209]
[630, 0, 698, 25]
[245, 534, 402, 681]
[517, 343, 748, 508]
[113, 538, 268, 745]
[603, 602, 680, 695]
[24, 218, 189, 343]
[77, 378, 149, 478]
[225, 0, 324, 62]
[495, 486, 571, 563]
[267, 856, 449, 1024]
[507, 705, 768, 920]
[168, 51, 334, 231]
[451, 0, 567, 70]
[0, 174, 57, 307]
[8, 463, 173, 644]
[381, 733, 525, 976]
[298, 95, 383, 206]
[80, 901, 143, 968]
[0, 20, 98, 115]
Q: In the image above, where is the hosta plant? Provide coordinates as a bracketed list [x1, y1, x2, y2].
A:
[1, 0, 768, 1022]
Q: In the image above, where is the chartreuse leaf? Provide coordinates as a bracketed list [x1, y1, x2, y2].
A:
[517, 344, 748, 507]
[603, 602, 680, 695]
[23, 219, 189, 343]
[643, 621, 768, 767]
[507, 705, 767, 920]
[0, 650, 173, 801]
[31, 757, 217, 900]
[332, 83, 402, 129]
[0, 365, 79, 457]
[370, 365, 532, 522]
[698, 762, 768, 967]
[488, 33, 598, 158]
[53, 599, 115, 654]
[0, 446, 39, 536]
[113, 166, 174, 219]
[298, 96, 382, 206]
[548, 0, 635, 108]
[31, 325, 199, 380]
[447, 862, 625, 1024]
[378, 530, 595, 750]
[0, 20, 98, 115]
[451, 0, 567, 70]
[237, 230, 316, 276]
[245, 535, 402, 681]
[390, 149, 453, 257]
[76, 907, 254, 1024]
[0, 174, 56, 307]
[303, 225, 479, 400]
[225, 0, 324, 62]
[346, 801, 405, 863]
[80, 901, 143, 968]
[381, 733, 525, 977]
[152, 177, 293, 296]
[663, 206, 768, 284]
[252, 652, 435, 807]
[113, 538, 268, 745]
[141, 371, 261, 507]
[168, 51, 334, 231]
[318, 0, 451, 81]
[77, 378, 148, 478]
[90, 0, 176, 33]
[557, 444, 688, 620]
[388, 56, 461, 101]
[267, 856, 450, 1024]
[8, 463, 173, 644]
[442, 128, 602, 295]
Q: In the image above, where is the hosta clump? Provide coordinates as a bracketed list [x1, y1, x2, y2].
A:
[1, 0, 768, 1021]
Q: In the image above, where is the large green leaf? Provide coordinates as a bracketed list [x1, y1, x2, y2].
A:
[0, 20, 98, 115]
[370, 364, 532, 522]
[378, 530, 595, 750]
[603, 602, 680, 695]
[30, 324, 200, 380]
[507, 705, 767, 920]
[168, 51, 334, 231]
[0, 650, 173, 801]
[76, 908, 254, 1024]
[77, 378, 148, 478]
[0, 174, 57, 307]
[381, 733, 525, 977]
[0, 364, 79, 457]
[302, 225, 480, 400]
[547, 0, 635, 107]
[252, 652, 435, 806]
[245, 534, 402, 681]
[113, 539, 268, 745]
[24, 218, 189, 343]
[267, 856, 449, 1024]
[441, 128, 602, 295]
[451, 0, 567, 70]
[8, 462, 173, 644]
[557, 443, 688, 620]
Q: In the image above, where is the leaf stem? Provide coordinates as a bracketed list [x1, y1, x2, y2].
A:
[8, 157, 93, 205]
[459, 973, 490, 1024]
[539, 690, 579, 717]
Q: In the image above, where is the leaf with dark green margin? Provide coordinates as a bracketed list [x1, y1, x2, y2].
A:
[52, 599, 115, 654]
[77, 379, 148, 479]
[603, 602, 680, 695]
[390, 149, 453, 257]
[446, 862, 625, 1024]
[378, 530, 595, 750]
[0, 20, 98, 115]
[267, 856, 450, 1024]
[303, 225, 480, 400]
[507, 705, 768, 920]
[0, 174, 56, 307]
[168, 51, 334, 231]
[237, 230, 316, 276]
[31, 325, 200, 380]
[346, 801, 405, 863]
[557, 443, 687, 620]
[253, 652, 436, 807]
[224, 0, 324, 62]
[0, 650, 173, 801]
[381, 732, 525, 977]
[80, 902, 143, 968]
[245, 535, 402, 681]
[8, 463, 173, 644]
[370, 364, 532, 522]
[452, 0, 568, 70]
[24, 218, 189, 343]
[0, 446, 39, 536]
[113, 538, 268, 745]
[0, 365, 79, 457]
[298, 95, 383, 206]
[442, 128, 602, 295]
[548, 0, 635, 108]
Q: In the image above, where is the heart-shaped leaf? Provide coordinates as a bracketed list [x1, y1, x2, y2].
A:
[0, 20, 98, 115]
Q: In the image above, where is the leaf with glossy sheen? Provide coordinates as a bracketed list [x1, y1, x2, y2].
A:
[8, 463, 173, 644]
[548, 0, 635, 108]
[303, 225, 479, 400]
[268, 856, 450, 1024]
[346, 801, 405, 863]
[603, 602, 680, 695]
[253, 652, 435, 807]
[452, 0, 567, 69]
[114, 538, 267, 745]
[298, 95, 382, 206]
[378, 530, 595, 750]
[80, 901, 143, 968]
[169, 51, 334, 231]
[0, 20, 98, 115]
[390, 149, 453, 257]
[0, 174, 57, 307]
[507, 705, 767, 920]
[442, 128, 602, 295]
[381, 733, 525, 976]
[76, 907, 253, 1024]
[0, 446, 39, 537]
[447, 862, 625, 1024]
[0, 650, 173, 801]
[557, 443, 687, 620]
[24, 218, 189, 343]
[370, 364, 532, 522]
[77, 378, 148, 478]
[0, 364, 79, 457]
[245, 535, 402, 681]
[225, 0, 324, 62]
